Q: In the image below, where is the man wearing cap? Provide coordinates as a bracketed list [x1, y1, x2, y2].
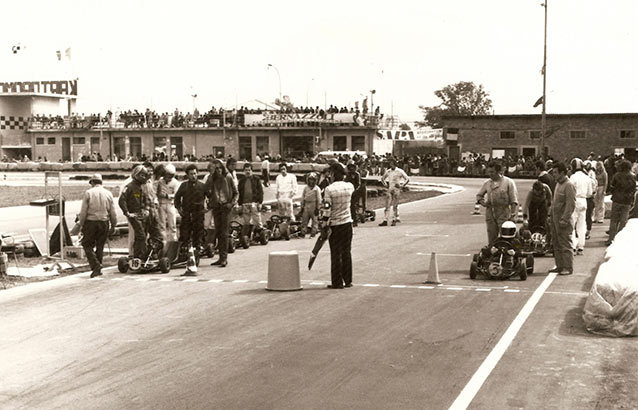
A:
[276, 163, 298, 221]
[78, 174, 118, 278]
[379, 158, 410, 226]
[156, 164, 180, 242]
[569, 158, 592, 255]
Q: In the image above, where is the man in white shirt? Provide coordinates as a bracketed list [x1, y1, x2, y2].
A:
[156, 164, 180, 242]
[379, 158, 410, 226]
[261, 155, 270, 187]
[569, 158, 593, 255]
[276, 163, 298, 221]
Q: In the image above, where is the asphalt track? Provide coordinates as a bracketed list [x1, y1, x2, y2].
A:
[1, 176, 636, 409]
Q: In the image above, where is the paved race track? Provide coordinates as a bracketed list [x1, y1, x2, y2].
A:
[1, 177, 636, 409]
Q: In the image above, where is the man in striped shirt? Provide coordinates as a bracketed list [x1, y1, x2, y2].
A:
[323, 162, 355, 289]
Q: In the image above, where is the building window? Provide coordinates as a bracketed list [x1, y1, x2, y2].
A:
[239, 136, 252, 161]
[169, 136, 182, 160]
[47, 137, 56, 145]
[130, 137, 142, 159]
[36, 137, 45, 145]
[113, 137, 126, 158]
[620, 130, 636, 139]
[73, 137, 85, 145]
[500, 131, 515, 139]
[256, 136, 269, 155]
[529, 131, 541, 140]
[352, 136, 365, 151]
[570, 131, 586, 139]
[333, 136, 347, 151]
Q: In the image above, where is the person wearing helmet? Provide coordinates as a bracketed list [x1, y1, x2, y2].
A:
[156, 163, 180, 242]
[500, 221, 517, 239]
[568, 158, 592, 255]
[476, 161, 519, 245]
[119, 165, 162, 258]
[300, 172, 322, 237]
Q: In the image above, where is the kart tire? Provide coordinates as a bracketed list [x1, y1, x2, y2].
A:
[241, 235, 250, 249]
[526, 255, 534, 275]
[228, 240, 236, 254]
[117, 257, 129, 273]
[260, 230, 270, 245]
[519, 260, 528, 281]
[159, 257, 171, 273]
[470, 261, 478, 279]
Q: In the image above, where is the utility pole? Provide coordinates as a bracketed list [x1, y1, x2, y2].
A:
[540, 0, 548, 160]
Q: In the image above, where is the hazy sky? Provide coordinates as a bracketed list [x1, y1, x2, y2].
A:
[1, 0, 637, 122]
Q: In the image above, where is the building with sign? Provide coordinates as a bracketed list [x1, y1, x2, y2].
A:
[0, 79, 77, 159]
[441, 113, 638, 161]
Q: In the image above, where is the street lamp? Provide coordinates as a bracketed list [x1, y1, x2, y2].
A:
[540, 0, 548, 160]
[267, 64, 282, 101]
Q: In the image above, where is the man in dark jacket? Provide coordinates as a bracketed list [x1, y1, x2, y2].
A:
[238, 163, 264, 240]
[205, 159, 238, 267]
[345, 161, 361, 226]
[119, 165, 162, 258]
[174, 164, 206, 256]
[606, 159, 636, 245]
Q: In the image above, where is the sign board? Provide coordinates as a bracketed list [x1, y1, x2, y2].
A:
[0, 80, 78, 97]
[375, 128, 443, 141]
[244, 112, 356, 125]
[491, 149, 505, 159]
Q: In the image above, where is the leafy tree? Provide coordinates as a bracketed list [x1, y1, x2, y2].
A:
[416, 81, 493, 128]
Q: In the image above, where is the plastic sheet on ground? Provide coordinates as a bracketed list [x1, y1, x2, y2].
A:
[583, 219, 638, 337]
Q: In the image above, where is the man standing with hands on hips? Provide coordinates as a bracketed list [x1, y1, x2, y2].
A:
[276, 163, 298, 221]
[323, 162, 355, 289]
[379, 158, 410, 226]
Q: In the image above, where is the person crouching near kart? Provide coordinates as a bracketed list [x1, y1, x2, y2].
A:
[206, 159, 238, 268]
[156, 164, 180, 242]
[276, 163, 298, 221]
[174, 164, 206, 270]
[300, 172, 322, 237]
[118, 165, 163, 260]
[522, 180, 552, 232]
[237, 163, 264, 241]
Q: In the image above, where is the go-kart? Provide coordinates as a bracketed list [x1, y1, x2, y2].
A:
[238, 224, 272, 248]
[159, 241, 201, 272]
[520, 221, 552, 256]
[266, 215, 291, 241]
[470, 237, 534, 281]
[354, 205, 376, 224]
[117, 238, 170, 274]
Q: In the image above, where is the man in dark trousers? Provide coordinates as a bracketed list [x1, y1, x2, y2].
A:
[606, 159, 636, 246]
[119, 165, 163, 259]
[206, 159, 238, 267]
[78, 173, 118, 278]
[345, 161, 361, 227]
[174, 164, 207, 263]
[323, 162, 355, 289]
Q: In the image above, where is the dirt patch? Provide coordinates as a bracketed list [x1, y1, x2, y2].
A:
[0, 186, 118, 208]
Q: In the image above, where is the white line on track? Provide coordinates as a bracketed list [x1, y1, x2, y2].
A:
[416, 252, 471, 257]
[362, 284, 380, 287]
[390, 285, 407, 288]
[449, 271, 558, 410]
[405, 234, 449, 237]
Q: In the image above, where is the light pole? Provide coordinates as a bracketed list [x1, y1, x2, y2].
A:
[540, 0, 548, 160]
[370, 89, 376, 117]
[267, 64, 282, 101]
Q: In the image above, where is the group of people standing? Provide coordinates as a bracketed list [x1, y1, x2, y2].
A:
[476, 156, 637, 276]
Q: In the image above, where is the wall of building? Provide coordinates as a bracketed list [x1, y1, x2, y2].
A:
[443, 114, 638, 160]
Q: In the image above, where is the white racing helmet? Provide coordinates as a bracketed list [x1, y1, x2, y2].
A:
[500, 221, 517, 239]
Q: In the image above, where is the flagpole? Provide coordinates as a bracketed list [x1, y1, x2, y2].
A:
[540, 0, 548, 161]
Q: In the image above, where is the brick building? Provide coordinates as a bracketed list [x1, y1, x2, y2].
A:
[441, 113, 638, 161]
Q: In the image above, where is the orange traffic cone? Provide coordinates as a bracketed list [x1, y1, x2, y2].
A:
[424, 252, 442, 284]
[184, 244, 198, 276]
[472, 203, 481, 215]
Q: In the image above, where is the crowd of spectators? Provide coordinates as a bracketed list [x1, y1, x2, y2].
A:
[28, 104, 380, 131]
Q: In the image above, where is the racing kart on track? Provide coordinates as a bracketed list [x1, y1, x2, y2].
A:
[117, 237, 170, 274]
[266, 215, 291, 241]
[520, 221, 552, 257]
[469, 221, 534, 281]
[354, 205, 376, 224]
[159, 241, 201, 272]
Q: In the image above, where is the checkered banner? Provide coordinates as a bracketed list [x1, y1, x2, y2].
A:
[0, 116, 28, 130]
